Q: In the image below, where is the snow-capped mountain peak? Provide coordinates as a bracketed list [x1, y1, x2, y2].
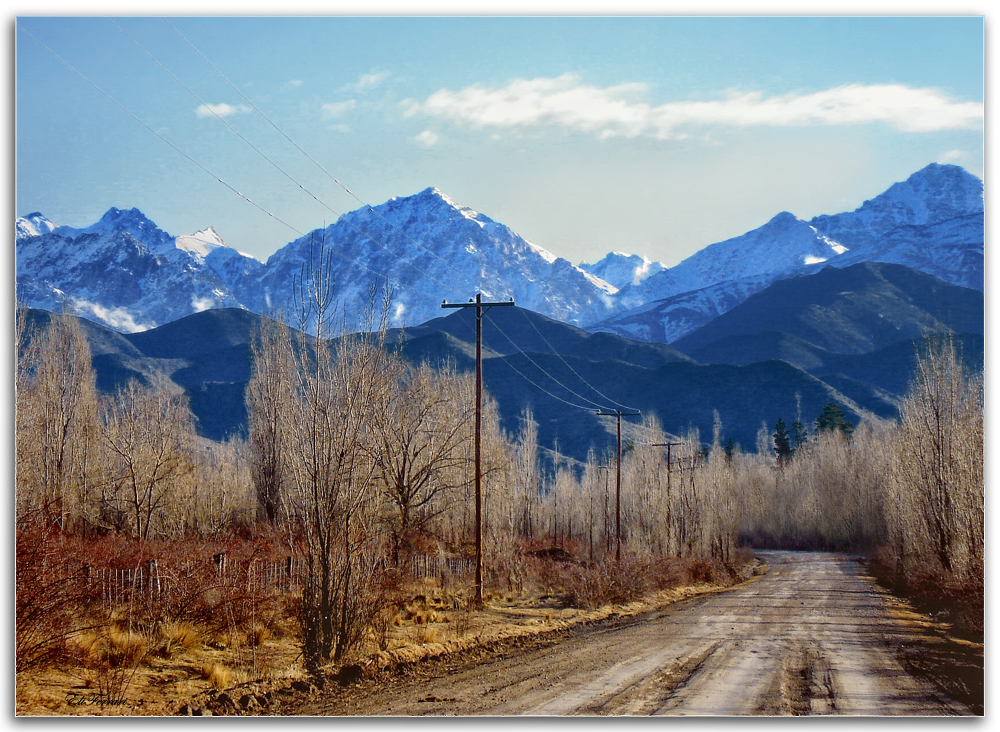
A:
[15, 212, 58, 241]
[256, 187, 617, 331]
[15, 164, 983, 339]
[579, 251, 666, 290]
[176, 227, 227, 259]
[15, 206, 263, 332]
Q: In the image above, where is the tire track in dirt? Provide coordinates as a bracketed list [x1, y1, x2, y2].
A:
[288, 552, 975, 716]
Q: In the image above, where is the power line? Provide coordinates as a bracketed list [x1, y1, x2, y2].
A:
[484, 311, 614, 411]
[16, 23, 305, 238]
[20, 22, 455, 312]
[443, 309, 599, 413]
[21, 21, 626, 420]
[110, 18, 453, 295]
[513, 306, 640, 413]
[161, 17, 473, 283]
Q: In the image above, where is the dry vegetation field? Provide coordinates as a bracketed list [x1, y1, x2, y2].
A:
[15, 304, 982, 716]
[15, 536, 756, 716]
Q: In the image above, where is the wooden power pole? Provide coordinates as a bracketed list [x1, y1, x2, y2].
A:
[653, 442, 682, 493]
[597, 409, 641, 562]
[442, 294, 514, 605]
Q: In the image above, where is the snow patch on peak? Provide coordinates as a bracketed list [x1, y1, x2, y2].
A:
[16, 212, 58, 241]
[411, 187, 490, 227]
[578, 268, 618, 295]
[579, 251, 666, 290]
[765, 211, 803, 228]
[526, 239, 558, 264]
[177, 227, 226, 258]
[72, 298, 150, 333]
[191, 295, 216, 312]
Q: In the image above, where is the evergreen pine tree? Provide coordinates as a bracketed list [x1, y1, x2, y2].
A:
[773, 418, 793, 466]
[815, 403, 854, 437]
[791, 419, 809, 452]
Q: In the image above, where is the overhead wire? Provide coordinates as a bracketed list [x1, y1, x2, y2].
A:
[512, 307, 641, 412]
[157, 19, 619, 411]
[19, 24, 440, 304]
[22, 20, 626, 416]
[109, 18, 454, 296]
[16, 23, 305, 239]
[483, 311, 615, 411]
[161, 17, 474, 284]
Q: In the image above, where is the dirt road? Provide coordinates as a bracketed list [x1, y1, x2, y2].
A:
[289, 551, 975, 716]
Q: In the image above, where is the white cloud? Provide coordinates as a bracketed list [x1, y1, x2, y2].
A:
[195, 102, 251, 118]
[409, 74, 983, 139]
[937, 149, 967, 164]
[341, 70, 390, 93]
[191, 295, 215, 313]
[285, 79, 304, 89]
[72, 299, 148, 333]
[414, 130, 439, 147]
[322, 100, 357, 119]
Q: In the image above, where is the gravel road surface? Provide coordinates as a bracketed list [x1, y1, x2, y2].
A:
[289, 551, 974, 716]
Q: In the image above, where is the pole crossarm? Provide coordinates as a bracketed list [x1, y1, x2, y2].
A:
[441, 293, 514, 605]
[442, 296, 515, 313]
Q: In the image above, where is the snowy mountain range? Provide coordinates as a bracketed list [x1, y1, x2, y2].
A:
[16, 189, 616, 333]
[592, 163, 983, 341]
[15, 163, 983, 340]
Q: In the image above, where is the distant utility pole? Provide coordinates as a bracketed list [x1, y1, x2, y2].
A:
[442, 293, 514, 606]
[653, 442, 682, 493]
[597, 409, 641, 563]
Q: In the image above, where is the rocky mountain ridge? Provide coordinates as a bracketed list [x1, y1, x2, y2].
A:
[16, 164, 983, 340]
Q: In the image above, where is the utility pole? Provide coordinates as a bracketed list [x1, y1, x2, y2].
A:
[596, 409, 641, 562]
[653, 442, 682, 493]
[442, 293, 514, 606]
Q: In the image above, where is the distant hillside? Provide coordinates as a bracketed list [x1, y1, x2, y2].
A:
[672, 261, 983, 359]
[21, 290, 962, 463]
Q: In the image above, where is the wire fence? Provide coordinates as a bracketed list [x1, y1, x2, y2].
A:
[83, 553, 474, 609]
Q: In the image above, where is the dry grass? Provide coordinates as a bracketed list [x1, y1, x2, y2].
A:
[17, 549, 755, 716]
[154, 622, 200, 658]
[163, 622, 200, 649]
[415, 625, 439, 645]
[103, 629, 148, 669]
[249, 623, 273, 647]
[200, 661, 233, 690]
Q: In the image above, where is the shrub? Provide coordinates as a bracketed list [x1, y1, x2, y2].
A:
[200, 662, 232, 690]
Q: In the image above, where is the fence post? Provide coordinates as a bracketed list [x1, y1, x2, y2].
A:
[145, 559, 160, 598]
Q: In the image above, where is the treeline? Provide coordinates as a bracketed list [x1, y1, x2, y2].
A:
[15, 302, 983, 681]
[743, 335, 983, 633]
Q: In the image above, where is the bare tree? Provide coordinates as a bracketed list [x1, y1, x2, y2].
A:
[99, 379, 196, 539]
[373, 360, 475, 565]
[889, 334, 983, 580]
[270, 238, 398, 668]
[246, 315, 296, 523]
[15, 310, 100, 529]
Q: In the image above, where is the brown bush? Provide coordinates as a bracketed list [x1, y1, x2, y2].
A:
[869, 545, 984, 639]
[15, 519, 95, 675]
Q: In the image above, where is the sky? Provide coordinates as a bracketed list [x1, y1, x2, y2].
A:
[13, 6, 985, 269]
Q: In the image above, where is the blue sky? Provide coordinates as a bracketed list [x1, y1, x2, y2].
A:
[14, 8, 985, 268]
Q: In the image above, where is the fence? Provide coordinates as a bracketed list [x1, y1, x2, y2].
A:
[86, 553, 473, 609]
[409, 554, 474, 580]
